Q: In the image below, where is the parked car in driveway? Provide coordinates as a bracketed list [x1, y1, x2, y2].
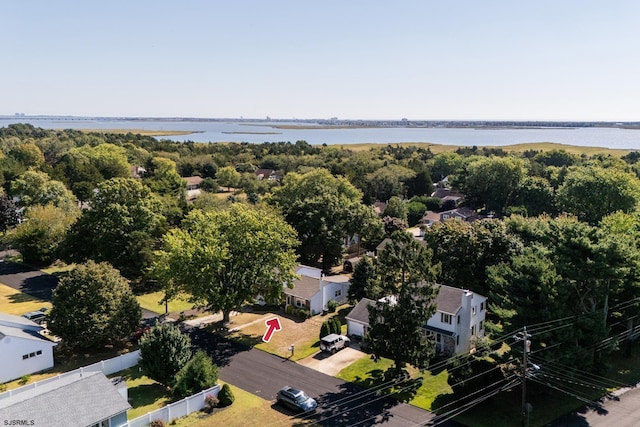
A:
[22, 310, 47, 325]
[320, 333, 350, 353]
[276, 386, 317, 412]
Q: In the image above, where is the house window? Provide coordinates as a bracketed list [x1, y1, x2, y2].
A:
[286, 295, 291, 305]
[335, 289, 342, 297]
[296, 299, 303, 308]
[441, 313, 452, 324]
[22, 350, 43, 360]
[480, 302, 484, 311]
[456, 336, 460, 345]
[457, 315, 460, 324]
[436, 334, 441, 343]
[471, 325, 476, 336]
[472, 306, 476, 316]
[480, 321, 484, 331]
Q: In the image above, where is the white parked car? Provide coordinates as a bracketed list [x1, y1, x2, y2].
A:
[319, 333, 350, 353]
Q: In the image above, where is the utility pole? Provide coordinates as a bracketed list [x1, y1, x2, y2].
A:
[520, 326, 531, 427]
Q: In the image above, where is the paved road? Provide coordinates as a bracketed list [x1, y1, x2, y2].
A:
[0, 261, 158, 319]
[188, 327, 446, 426]
[0, 260, 58, 301]
[549, 386, 640, 427]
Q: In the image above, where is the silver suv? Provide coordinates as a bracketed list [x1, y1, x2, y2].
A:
[319, 333, 350, 353]
[276, 386, 317, 412]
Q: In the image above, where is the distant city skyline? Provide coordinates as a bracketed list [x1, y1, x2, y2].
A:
[2, 1, 640, 121]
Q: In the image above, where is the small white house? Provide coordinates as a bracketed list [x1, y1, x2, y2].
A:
[284, 266, 351, 316]
[345, 284, 487, 356]
[0, 313, 57, 383]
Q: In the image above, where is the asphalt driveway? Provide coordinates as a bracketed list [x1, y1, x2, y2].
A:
[188, 327, 443, 426]
[0, 261, 158, 319]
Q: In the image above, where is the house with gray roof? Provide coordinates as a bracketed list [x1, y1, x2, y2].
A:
[284, 266, 351, 316]
[0, 312, 57, 383]
[0, 370, 130, 427]
[345, 284, 487, 356]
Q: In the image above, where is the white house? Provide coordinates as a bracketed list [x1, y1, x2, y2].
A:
[345, 284, 487, 356]
[284, 266, 351, 316]
[0, 371, 130, 427]
[0, 313, 57, 383]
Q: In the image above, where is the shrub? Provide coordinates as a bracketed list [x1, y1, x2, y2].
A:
[332, 317, 342, 334]
[320, 321, 330, 339]
[218, 383, 235, 407]
[327, 299, 338, 313]
[139, 322, 192, 387]
[150, 420, 165, 427]
[173, 350, 219, 398]
[0, 383, 7, 392]
[18, 375, 30, 385]
[204, 395, 219, 413]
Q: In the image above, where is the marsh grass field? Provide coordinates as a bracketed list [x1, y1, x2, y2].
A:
[78, 127, 633, 157]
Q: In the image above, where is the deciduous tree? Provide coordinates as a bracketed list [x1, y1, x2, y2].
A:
[48, 261, 141, 349]
[268, 168, 372, 271]
[152, 204, 298, 324]
[62, 178, 167, 280]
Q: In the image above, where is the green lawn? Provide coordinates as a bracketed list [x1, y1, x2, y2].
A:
[170, 381, 302, 427]
[336, 356, 453, 410]
[0, 283, 51, 315]
[111, 367, 174, 420]
[135, 291, 195, 315]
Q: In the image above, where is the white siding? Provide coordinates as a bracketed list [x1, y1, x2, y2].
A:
[0, 336, 55, 383]
[347, 320, 365, 337]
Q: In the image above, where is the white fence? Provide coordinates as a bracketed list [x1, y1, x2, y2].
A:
[125, 384, 221, 427]
[0, 350, 140, 401]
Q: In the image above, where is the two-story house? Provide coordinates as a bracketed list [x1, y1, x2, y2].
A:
[346, 284, 487, 356]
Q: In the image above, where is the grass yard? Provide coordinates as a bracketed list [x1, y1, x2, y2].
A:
[336, 356, 453, 411]
[135, 291, 195, 315]
[0, 283, 51, 315]
[171, 381, 305, 427]
[227, 307, 349, 361]
[109, 367, 174, 419]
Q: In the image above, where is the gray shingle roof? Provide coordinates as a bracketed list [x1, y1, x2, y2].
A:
[345, 298, 375, 324]
[285, 275, 321, 300]
[0, 312, 41, 330]
[0, 371, 130, 427]
[435, 284, 467, 314]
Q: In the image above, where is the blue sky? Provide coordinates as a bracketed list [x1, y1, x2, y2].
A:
[2, 1, 639, 121]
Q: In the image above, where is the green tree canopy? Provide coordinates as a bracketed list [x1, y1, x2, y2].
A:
[48, 261, 141, 349]
[462, 156, 526, 213]
[7, 204, 79, 266]
[139, 322, 192, 388]
[383, 196, 407, 222]
[557, 166, 640, 224]
[11, 170, 77, 212]
[269, 168, 372, 271]
[217, 166, 241, 191]
[152, 204, 299, 323]
[62, 177, 167, 281]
